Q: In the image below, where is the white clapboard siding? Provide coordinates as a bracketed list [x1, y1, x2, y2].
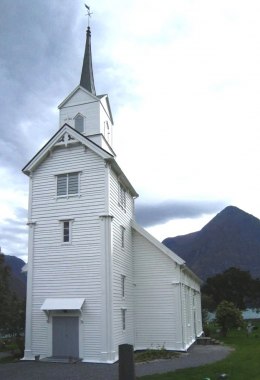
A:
[30, 142, 106, 360]
[59, 88, 110, 141]
[132, 229, 185, 351]
[99, 97, 113, 145]
[181, 272, 203, 348]
[179, 269, 203, 349]
[108, 168, 135, 355]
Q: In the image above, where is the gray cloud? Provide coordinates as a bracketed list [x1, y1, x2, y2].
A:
[0, 1, 132, 171]
[0, 207, 28, 257]
[135, 200, 226, 228]
[0, 0, 84, 169]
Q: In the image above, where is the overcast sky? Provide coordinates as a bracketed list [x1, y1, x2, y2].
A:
[1, 0, 260, 262]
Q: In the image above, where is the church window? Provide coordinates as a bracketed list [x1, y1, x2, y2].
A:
[74, 114, 84, 133]
[121, 226, 125, 248]
[121, 275, 126, 298]
[121, 308, 126, 331]
[57, 173, 79, 196]
[118, 184, 126, 209]
[61, 220, 72, 243]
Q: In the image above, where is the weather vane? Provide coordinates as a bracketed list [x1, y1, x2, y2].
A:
[85, 4, 93, 27]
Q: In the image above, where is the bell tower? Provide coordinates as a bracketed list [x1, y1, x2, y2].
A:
[58, 25, 115, 155]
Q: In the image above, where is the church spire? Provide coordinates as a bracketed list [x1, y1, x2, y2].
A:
[80, 26, 96, 95]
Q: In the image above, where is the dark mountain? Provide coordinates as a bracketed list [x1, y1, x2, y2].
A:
[2, 253, 27, 299]
[163, 206, 260, 281]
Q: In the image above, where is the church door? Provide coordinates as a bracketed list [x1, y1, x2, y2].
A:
[52, 316, 79, 358]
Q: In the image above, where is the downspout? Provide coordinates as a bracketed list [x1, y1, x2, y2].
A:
[180, 264, 186, 350]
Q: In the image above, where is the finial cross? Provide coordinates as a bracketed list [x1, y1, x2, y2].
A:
[85, 4, 93, 27]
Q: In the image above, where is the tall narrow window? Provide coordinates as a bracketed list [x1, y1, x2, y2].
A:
[118, 184, 126, 209]
[121, 275, 126, 298]
[121, 226, 125, 248]
[74, 114, 84, 133]
[57, 173, 79, 196]
[62, 220, 71, 243]
[121, 309, 126, 331]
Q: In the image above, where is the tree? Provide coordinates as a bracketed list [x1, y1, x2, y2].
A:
[249, 277, 260, 309]
[216, 300, 244, 337]
[202, 267, 258, 311]
[7, 294, 25, 336]
[0, 254, 25, 337]
[0, 253, 12, 334]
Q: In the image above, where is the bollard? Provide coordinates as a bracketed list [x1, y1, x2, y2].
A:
[119, 344, 136, 380]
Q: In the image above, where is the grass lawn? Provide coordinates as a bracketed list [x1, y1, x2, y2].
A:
[138, 320, 260, 380]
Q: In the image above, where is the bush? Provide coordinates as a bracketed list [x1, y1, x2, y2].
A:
[216, 300, 244, 337]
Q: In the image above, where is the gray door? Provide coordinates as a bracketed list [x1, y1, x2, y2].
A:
[52, 316, 79, 358]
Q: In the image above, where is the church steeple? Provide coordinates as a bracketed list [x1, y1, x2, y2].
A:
[58, 22, 114, 155]
[80, 27, 96, 95]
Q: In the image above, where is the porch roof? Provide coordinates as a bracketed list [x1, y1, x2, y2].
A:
[41, 298, 85, 311]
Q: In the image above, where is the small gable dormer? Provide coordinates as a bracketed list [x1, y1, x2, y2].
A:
[58, 27, 115, 156]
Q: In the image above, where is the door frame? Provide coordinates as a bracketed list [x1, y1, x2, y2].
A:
[46, 311, 83, 358]
[52, 315, 79, 357]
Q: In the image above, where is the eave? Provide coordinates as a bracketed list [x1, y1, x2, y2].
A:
[22, 124, 113, 176]
[106, 158, 139, 198]
[97, 94, 114, 125]
[58, 85, 100, 109]
[181, 264, 203, 286]
[131, 219, 185, 265]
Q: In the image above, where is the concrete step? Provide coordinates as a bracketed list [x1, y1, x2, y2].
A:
[196, 337, 222, 345]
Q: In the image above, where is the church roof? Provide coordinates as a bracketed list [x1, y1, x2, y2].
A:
[131, 220, 185, 266]
[22, 124, 138, 197]
[80, 27, 96, 95]
[131, 220, 202, 284]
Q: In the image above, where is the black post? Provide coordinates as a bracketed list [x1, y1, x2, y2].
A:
[119, 344, 136, 380]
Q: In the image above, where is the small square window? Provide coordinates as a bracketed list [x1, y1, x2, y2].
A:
[57, 173, 79, 197]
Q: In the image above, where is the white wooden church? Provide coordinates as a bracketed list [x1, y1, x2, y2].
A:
[22, 25, 202, 363]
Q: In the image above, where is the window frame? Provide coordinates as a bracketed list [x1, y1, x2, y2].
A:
[118, 183, 126, 210]
[74, 113, 85, 133]
[121, 226, 125, 249]
[56, 172, 80, 198]
[60, 219, 73, 244]
[121, 308, 126, 331]
[121, 274, 126, 298]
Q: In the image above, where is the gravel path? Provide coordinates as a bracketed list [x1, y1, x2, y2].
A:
[0, 345, 233, 380]
[0, 351, 12, 359]
[136, 345, 233, 377]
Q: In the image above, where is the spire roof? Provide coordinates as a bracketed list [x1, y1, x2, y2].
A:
[80, 27, 96, 95]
